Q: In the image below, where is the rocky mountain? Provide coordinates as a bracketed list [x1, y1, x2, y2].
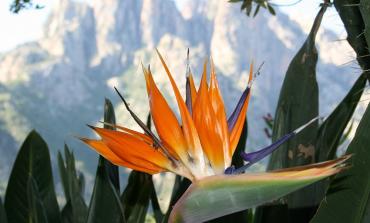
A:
[0, 0, 359, 192]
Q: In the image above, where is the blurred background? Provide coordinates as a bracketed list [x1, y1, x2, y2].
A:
[0, 0, 365, 197]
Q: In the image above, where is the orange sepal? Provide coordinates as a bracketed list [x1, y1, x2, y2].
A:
[193, 60, 225, 173]
[143, 67, 189, 163]
[187, 72, 197, 108]
[156, 50, 205, 175]
[101, 122, 153, 145]
[80, 137, 164, 174]
[209, 59, 231, 163]
[90, 127, 170, 172]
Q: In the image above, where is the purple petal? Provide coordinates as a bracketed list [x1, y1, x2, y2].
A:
[242, 132, 294, 162]
[224, 166, 235, 174]
[233, 117, 319, 174]
[185, 76, 192, 115]
[227, 86, 251, 132]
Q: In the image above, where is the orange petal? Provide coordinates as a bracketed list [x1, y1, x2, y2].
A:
[209, 59, 231, 163]
[102, 122, 154, 145]
[143, 68, 190, 164]
[91, 127, 170, 171]
[80, 138, 163, 174]
[229, 63, 253, 153]
[193, 60, 225, 173]
[157, 50, 206, 177]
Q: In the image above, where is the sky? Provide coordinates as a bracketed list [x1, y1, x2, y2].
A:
[0, 0, 344, 53]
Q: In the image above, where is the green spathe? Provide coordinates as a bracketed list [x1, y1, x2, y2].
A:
[170, 158, 347, 223]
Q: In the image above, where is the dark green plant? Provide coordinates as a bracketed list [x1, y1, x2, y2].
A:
[10, 0, 43, 13]
[311, 91, 370, 223]
[255, 1, 370, 223]
[87, 99, 124, 223]
[229, 0, 275, 17]
[58, 145, 88, 223]
[2, 1, 370, 222]
[4, 130, 61, 223]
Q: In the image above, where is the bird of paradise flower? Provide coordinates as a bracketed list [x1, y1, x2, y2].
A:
[80, 50, 350, 223]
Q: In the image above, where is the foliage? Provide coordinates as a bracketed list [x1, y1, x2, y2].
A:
[1, 0, 369, 222]
[311, 90, 370, 223]
[4, 130, 61, 223]
[229, 0, 275, 17]
[86, 99, 124, 223]
[10, 0, 43, 13]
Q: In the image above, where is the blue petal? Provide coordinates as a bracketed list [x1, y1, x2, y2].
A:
[241, 133, 294, 163]
[227, 86, 251, 132]
[233, 117, 319, 174]
[224, 166, 235, 174]
[185, 76, 193, 115]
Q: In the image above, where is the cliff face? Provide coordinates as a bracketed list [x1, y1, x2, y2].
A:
[0, 0, 357, 186]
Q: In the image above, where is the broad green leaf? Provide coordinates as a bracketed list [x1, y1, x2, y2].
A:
[360, 0, 370, 48]
[334, 0, 370, 75]
[61, 202, 73, 223]
[121, 171, 152, 223]
[102, 98, 120, 189]
[316, 73, 367, 162]
[27, 176, 48, 223]
[87, 98, 124, 223]
[4, 130, 61, 223]
[253, 203, 289, 223]
[310, 103, 370, 223]
[87, 157, 125, 223]
[58, 145, 87, 223]
[0, 197, 8, 223]
[170, 157, 348, 223]
[267, 5, 327, 208]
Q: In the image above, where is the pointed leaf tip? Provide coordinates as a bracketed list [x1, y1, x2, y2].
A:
[170, 156, 349, 223]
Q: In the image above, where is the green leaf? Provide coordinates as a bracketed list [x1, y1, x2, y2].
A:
[253, 5, 260, 17]
[4, 130, 61, 223]
[58, 145, 87, 223]
[61, 202, 73, 223]
[310, 104, 370, 223]
[121, 171, 152, 223]
[58, 151, 70, 201]
[87, 156, 125, 223]
[102, 98, 120, 189]
[266, 4, 275, 15]
[0, 197, 8, 223]
[267, 5, 327, 208]
[334, 0, 370, 75]
[87, 98, 124, 223]
[27, 176, 48, 223]
[360, 0, 370, 48]
[231, 0, 275, 16]
[170, 159, 347, 223]
[316, 73, 367, 162]
[150, 180, 165, 223]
